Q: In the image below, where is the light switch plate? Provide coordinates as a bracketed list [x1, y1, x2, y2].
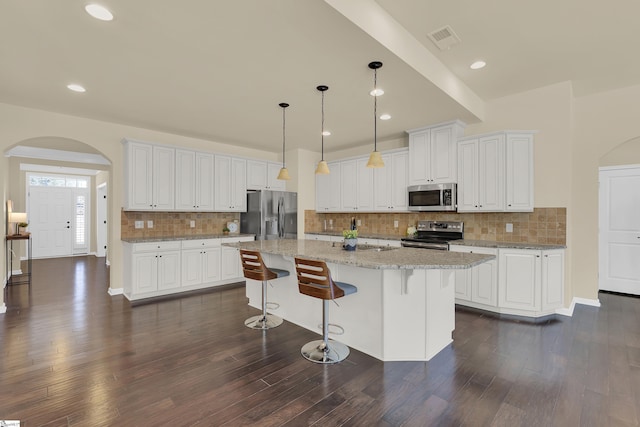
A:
[506, 223, 513, 233]
[357, 219, 362, 226]
[147, 220, 153, 228]
[190, 220, 195, 228]
[394, 220, 399, 228]
[134, 221, 144, 229]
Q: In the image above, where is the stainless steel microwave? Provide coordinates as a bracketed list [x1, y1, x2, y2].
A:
[407, 183, 457, 211]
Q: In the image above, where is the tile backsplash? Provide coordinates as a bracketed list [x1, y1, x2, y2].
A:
[305, 208, 566, 245]
[121, 211, 240, 239]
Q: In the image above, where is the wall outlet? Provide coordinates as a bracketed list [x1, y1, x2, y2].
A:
[506, 223, 513, 233]
[190, 220, 195, 228]
[134, 220, 144, 229]
[147, 220, 153, 229]
[394, 220, 399, 228]
[357, 219, 362, 226]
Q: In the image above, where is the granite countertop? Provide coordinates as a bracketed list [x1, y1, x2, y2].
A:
[449, 239, 566, 250]
[122, 233, 255, 243]
[224, 239, 494, 270]
[306, 231, 404, 241]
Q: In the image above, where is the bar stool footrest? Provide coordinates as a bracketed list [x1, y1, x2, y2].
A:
[301, 339, 350, 364]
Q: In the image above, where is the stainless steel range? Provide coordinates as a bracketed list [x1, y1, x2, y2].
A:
[401, 220, 464, 251]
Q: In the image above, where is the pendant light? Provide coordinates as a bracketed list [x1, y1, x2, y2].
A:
[315, 85, 330, 175]
[366, 61, 385, 168]
[276, 102, 291, 180]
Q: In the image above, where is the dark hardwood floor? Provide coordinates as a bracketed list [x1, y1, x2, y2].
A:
[1, 256, 640, 426]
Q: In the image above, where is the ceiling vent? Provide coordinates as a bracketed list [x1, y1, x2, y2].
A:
[427, 25, 461, 51]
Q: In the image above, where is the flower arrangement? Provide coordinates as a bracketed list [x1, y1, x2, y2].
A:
[222, 226, 230, 235]
[342, 229, 358, 239]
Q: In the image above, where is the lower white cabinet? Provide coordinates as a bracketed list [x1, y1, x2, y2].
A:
[181, 239, 222, 287]
[451, 245, 564, 318]
[451, 246, 498, 308]
[128, 241, 182, 296]
[123, 235, 254, 301]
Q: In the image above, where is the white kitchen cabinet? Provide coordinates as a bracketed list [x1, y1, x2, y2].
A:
[458, 131, 534, 213]
[408, 120, 465, 185]
[457, 134, 505, 212]
[247, 160, 286, 191]
[175, 150, 214, 211]
[221, 245, 241, 280]
[374, 149, 408, 211]
[316, 161, 341, 212]
[214, 155, 247, 212]
[340, 157, 374, 212]
[128, 241, 181, 297]
[498, 247, 564, 315]
[123, 140, 175, 210]
[451, 246, 498, 307]
[181, 239, 221, 287]
[541, 249, 565, 311]
[505, 133, 534, 212]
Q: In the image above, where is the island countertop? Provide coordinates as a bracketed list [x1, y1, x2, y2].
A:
[224, 239, 494, 270]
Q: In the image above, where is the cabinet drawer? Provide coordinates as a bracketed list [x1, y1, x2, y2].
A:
[132, 241, 181, 252]
[182, 239, 221, 249]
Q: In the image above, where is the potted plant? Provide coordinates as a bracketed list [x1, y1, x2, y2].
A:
[342, 229, 358, 251]
[222, 226, 230, 235]
[18, 222, 29, 235]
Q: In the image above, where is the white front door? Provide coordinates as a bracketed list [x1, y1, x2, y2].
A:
[599, 166, 640, 294]
[30, 186, 74, 258]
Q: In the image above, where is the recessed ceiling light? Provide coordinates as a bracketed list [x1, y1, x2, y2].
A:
[379, 114, 391, 120]
[85, 4, 114, 21]
[67, 84, 86, 93]
[470, 60, 486, 70]
[369, 88, 384, 96]
[322, 131, 331, 136]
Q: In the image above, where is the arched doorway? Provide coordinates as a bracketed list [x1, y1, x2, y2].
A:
[4, 137, 112, 265]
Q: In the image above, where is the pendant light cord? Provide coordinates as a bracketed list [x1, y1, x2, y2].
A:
[282, 106, 286, 166]
[321, 90, 325, 161]
[373, 68, 378, 152]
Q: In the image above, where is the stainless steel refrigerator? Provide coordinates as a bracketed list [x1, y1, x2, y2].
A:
[240, 190, 297, 240]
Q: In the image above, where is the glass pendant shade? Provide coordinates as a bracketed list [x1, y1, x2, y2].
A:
[315, 160, 330, 175]
[367, 61, 385, 168]
[315, 85, 331, 175]
[277, 102, 291, 181]
[277, 167, 290, 180]
[366, 150, 384, 168]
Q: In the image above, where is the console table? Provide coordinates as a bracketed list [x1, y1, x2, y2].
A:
[5, 233, 32, 286]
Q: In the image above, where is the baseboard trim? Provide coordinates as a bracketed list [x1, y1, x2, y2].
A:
[108, 287, 123, 296]
[556, 297, 601, 317]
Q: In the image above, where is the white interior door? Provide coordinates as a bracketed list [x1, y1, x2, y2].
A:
[30, 186, 74, 258]
[599, 166, 640, 294]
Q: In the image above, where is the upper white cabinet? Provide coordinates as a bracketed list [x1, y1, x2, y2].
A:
[341, 158, 374, 211]
[316, 161, 341, 212]
[374, 149, 409, 211]
[123, 140, 175, 210]
[246, 160, 286, 191]
[505, 133, 534, 212]
[408, 120, 465, 185]
[214, 155, 247, 212]
[175, 150, 214, 211]
[457, 131, 534, 213]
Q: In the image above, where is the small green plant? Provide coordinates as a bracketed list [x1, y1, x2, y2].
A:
[18, 222, 29, 228]
[222, 226, 230, 233]
[342, 229, 358, 239]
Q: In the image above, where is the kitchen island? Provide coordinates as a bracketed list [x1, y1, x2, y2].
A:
[226, 239, 493, 362]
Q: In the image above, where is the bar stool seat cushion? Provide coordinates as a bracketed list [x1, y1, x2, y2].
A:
[270, 268, 290, 279]
[334, 281, 357, 296]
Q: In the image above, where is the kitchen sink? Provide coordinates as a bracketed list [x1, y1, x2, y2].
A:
[357, 244, 398, 252]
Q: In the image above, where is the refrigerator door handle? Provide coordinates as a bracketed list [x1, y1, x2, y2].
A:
[277, 197, 285, 238]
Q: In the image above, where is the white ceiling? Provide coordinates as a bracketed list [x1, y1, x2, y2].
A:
[2, 0, 639, 155]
